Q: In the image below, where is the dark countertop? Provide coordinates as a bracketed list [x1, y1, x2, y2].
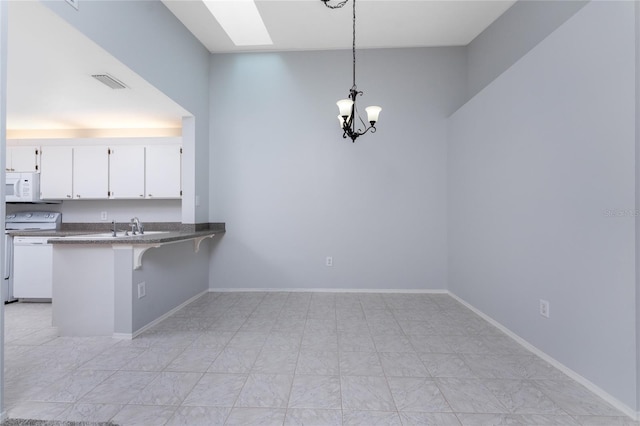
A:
[8, 223, 225, 245]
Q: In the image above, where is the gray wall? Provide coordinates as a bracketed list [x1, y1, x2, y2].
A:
[449, 1, 637, 410]
[42, 0, 210, 224]
[131, 238, 212, 332]
[209, 48, 467, 290]
[467, 0, 588, 99]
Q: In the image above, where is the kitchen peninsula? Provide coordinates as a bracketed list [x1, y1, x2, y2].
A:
[26, 224, 225, 338]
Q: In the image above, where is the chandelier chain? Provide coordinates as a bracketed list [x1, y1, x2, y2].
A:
[321, 0, 357, 88]
[352, 0, 356, 88]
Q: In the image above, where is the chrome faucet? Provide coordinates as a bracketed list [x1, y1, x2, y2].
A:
[131, 217, 144, 235]
[111, 220, 117, 237]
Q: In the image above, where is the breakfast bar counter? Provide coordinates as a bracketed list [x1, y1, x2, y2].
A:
[30, 222, 225, 338]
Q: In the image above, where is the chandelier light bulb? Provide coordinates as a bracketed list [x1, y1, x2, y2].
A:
[365, 106, 382, 124]
[336, 99, 354, 118]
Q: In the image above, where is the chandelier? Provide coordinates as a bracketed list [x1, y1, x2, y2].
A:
[322, 0, 381, 143]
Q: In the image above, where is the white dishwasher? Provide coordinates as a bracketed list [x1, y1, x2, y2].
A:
[13, 236, 54, 300]
[7, 211, 62, 301]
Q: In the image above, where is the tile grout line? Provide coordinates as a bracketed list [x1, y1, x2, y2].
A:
[224, 292, 272, 421]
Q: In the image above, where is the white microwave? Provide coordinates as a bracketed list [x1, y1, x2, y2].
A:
[6, 172, 41, 202]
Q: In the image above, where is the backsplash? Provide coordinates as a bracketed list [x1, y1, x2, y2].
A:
[6, 199, 181, 223]
[59, 222, 224, 232]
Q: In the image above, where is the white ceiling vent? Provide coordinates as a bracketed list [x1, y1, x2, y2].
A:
[91, 74, 128, 90]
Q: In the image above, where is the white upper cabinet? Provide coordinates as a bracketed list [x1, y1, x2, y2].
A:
[7, 146, 39, 172]
[73, 146, 109, 200]
[30, 138, 182, 201]
[145, 145, 182, 199]
[109, 145, 145, 199]
[40, 146, 73, 200]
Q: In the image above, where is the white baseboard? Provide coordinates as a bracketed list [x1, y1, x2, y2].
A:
[112, 289, 209, 340]
[210, 287, 448, 294]
[447, 291, 639, 421]
[112, 332, 133, 340]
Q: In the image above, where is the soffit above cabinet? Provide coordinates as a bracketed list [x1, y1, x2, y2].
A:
[7, 1, 190, 131]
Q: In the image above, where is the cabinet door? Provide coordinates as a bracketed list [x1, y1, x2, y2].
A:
[10, 146, 39, 172]
[145, 145, 181, 199]
[109, 145, 145, 199]
[73, 146, 109, 199]
[40, 146, 73, 200]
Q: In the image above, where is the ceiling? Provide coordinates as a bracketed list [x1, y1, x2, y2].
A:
[7, 0, 515, 132]
[7, 1, 189, 132]
[163, 0, 516, 53]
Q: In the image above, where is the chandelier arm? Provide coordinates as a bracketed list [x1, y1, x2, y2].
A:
[321, 0, 349, 9]
[356, 106, 368, 132]
[343, 120, 376, 143]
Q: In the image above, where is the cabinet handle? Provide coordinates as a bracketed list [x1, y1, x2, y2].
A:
[66, 195, 71, 198]
[139, 194, 144, 197]
[76, 195, 81, 198]
[148, 194, 153, 197]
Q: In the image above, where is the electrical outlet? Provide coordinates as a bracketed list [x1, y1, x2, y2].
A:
[326, 256, 333, 267]
[539, 299, 550, 318]
[100, 211, 108, 221]
[137, 282, 146, 299]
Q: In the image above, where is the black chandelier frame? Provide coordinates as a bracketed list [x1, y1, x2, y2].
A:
[322, 0, 379, 142]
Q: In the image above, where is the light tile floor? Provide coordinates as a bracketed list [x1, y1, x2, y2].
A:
[3, 292, 639, 425]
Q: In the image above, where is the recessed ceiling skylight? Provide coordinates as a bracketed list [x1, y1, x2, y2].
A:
[203, 0, 273, 47]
